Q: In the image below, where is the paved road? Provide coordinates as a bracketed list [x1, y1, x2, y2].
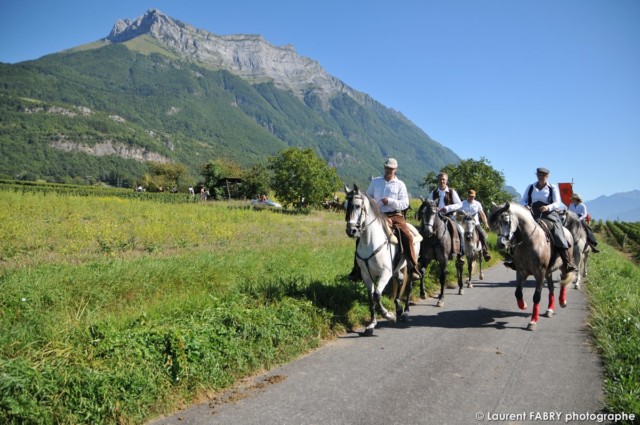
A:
[150, 264, 605, 425]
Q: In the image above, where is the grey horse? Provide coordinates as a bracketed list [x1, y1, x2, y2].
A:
[489, 202, 576, 331]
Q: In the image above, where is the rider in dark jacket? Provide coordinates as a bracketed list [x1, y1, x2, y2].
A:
[504, 167, 577, 272]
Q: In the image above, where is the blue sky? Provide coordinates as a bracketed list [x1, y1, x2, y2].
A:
[1, 0, 638, 201]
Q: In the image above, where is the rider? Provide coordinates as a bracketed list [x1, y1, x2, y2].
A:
[569, 193, 600, 253]
[458, 189, 492, 261]
[506, 167, 577, 272]
[431, 172, 464, 264]
[348, 158, 421, 281]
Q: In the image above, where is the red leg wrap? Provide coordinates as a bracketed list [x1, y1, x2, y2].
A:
[548, 293, 555, 310]
[560, 287, 567, 306]
[532, 303, 540, 323]
[517, 298, 526, 310]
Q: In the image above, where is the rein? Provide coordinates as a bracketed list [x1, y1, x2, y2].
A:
[499, 211, 540, 250]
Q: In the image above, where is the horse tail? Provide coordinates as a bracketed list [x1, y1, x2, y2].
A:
[559, 269, 575, 288]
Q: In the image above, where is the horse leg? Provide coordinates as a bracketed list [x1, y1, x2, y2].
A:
[545, 275, 555, 318]
[436, 262, 447, 306]
[466, 257, 473, 287]
[527, 285, 543, 331]
[515, 278, 527, 310]
[457, 258, 464, 295]
[478, 254, 484, 281]
[401, 277, 413, 322]
[391, 277, 403, 319]
[560, 285, 568, 308]
[374, 273, 397, 324]
[364, 290, 377, 336]
[418, 258, 429, 299]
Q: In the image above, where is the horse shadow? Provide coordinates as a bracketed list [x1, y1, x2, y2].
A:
[392, 306, 530, 330]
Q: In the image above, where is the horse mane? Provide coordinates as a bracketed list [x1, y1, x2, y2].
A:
[363, 192, 385, 222]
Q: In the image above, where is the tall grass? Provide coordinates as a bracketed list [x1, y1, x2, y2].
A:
[584, 245, 640, 422]
[1, 191, 365, 423]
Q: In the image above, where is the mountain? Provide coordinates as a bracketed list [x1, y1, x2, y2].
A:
[0, 9, 460, 195]
[586, 190, 640, 222]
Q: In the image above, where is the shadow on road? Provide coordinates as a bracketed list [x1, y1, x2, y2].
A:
[377, 306, 531, 331]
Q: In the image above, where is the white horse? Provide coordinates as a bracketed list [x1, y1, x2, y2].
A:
[560, 210, 590, 290]
[344, 185, 421, 336]
[489, 202, 576, 331]
[460, 212, 484, 287]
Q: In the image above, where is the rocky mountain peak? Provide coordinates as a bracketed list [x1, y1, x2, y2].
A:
[104, 10, 363, 108]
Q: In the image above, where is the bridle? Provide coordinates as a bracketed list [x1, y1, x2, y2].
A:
[418, 201, 444, 239]
[495, 209, 539, 250]
[345, 191, 392, 277]
[345, 191, 379, 237]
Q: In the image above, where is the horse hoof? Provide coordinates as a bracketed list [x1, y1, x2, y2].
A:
[479, 274, 484, 280]
[364, 328, 374, 337]
[467, 283, 473, 288]
[527, 322, 538, 331]
[545, 309, 554, 318]
[560, 301, 567, 308]
[458, 288, 464, 295]
[386, 312, 397, 324]
[574, 284, 580, 290]
[436, 300, 444, 307]
[420, 293, 426, 300]
[401, 312, 410, 322]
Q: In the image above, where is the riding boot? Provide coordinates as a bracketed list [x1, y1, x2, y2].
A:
[348, 256, 362, 281]
[482, 243, 492, 261]
[589, 242, 600, 253]
[503, 253, 516, 270]
[558, 248, 577, 272]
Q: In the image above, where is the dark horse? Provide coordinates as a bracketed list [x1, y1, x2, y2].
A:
[489, 202, 576, 331]
[416, 199, 464, 307]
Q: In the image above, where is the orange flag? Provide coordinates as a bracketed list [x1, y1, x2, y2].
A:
[558, 183, 573, 207]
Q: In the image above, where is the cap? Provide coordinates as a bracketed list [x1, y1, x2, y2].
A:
[571, 193, 582, 202]
[468, 189, 476, 196]
[384, 158, 398, 169]
[536, 167, 550, 175]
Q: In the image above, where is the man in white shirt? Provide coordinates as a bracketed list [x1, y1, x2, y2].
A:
[459, 189, 491, 261]
[348, 158, 421, 281]
[569, 193, 600, 253]
[430, 172, 464, 263]
[514, 167, 576, 272]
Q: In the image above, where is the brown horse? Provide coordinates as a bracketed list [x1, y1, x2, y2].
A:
[489, 202, 575, 331]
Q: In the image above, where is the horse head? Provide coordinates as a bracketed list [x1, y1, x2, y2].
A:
[417, 198, 438, 237]
[344, 184, 366, 238]
[460, 212, 476, 241]
[489, 202, 518, 250]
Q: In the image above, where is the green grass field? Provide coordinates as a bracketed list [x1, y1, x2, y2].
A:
[1, 190, 638, 424]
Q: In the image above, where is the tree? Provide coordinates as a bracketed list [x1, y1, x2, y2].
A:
[268, 147, 341, 209]
[241, 163, 271, 199]
[146, 162, 191, 191]
[421, 157, 513, 207]
[200, 160, 225, 200]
